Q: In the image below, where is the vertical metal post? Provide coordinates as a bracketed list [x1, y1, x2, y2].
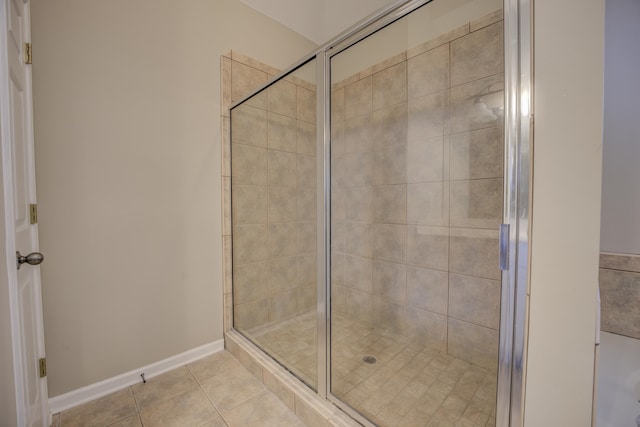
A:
[316, 51, 330, 399]
[499, 0, 532, 425]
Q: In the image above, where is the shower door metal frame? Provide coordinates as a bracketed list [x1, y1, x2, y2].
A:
[230, 0, 533, 424]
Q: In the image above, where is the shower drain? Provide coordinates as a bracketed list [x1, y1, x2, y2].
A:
[362, 355, 377, 364]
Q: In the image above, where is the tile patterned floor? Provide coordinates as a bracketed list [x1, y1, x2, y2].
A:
[51, 351, 307, 427]
[249, 313, 497, 427]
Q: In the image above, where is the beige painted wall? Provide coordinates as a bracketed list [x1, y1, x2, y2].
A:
[525, 0, 605, 425]
[31, 0, 316, 397]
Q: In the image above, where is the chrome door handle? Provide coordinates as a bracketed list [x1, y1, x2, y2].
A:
[16, 251, 44, 269]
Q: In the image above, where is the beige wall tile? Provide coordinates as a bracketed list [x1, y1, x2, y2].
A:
[405, 307, 447, 352]
[270, 289, 298, 322]
[223, 177, 231, 236]
[449, 273, 500, 329]
[232, 185, 268, 225]
[449, 228, 500, 280]
[407, 225, 449, 271]
[268, 150, 297, 187]
[344, 150, 374, 187]
[450, 74, 503, 134]
[373, 103, 408, 150]
[232, 144, 267, 186]
[331, 88, 345, 123]
[297, 155, 317, 188]
[373, 144, 407, 185]
[332, 221, 346, 254]
[268, 222, 298, 258]
[407, 136, 444, 183]
[344, 113, 373, 154]
[268, 79, 297, 118]
[451, 22, 503, 86]
[297, 86, 316, 124]
[373, 62, 408, 111]
[345, 187, 373, 222]
[297, 186, 316, 221]
[470, 9, 503, 32]
[224, 293, 233, 332]
[600, 252, 640, 273]
[297, 121, 316, 156]
[222, 116, 231, 177]
[262, 369, 295, 412]
[232, 104, 267, 147]
[408, 44, 450, 99]
[234, 261, 268, 304]
[268, 257, 298, 294]
[344, 255, 373, 293]
[345, 76, 372, 119]
[407, 182, 448, 227]
[372, 260, 407, 303]
[268, 112, 297, 152]
[269, 186, 297, 222]
[373, 184, 407, 224]
[297, 221, 317, 254]
[297, 285, 317, 313]
[373, 223, 406, 263]
[298, 254, 317, 286]
[222, 56, 232, 115]
[345, 221, 373, 258]
[331, 253, 345, 287]
[450, 178, 503, 229]
[233, 224, 268, 265]
[408, 90, 449, 140]
[234, 298, 269, 330]
[223, 236, 232, 295]
[407, 24, 469, 59]
[231, 61, 268, 108]
[450, 126, 503, 180]
[599, 268, 640, 338]
[406, 266, 448, 315]
[332, 188, 346, 221]
[447, 318, 498, 371]
[294, 394, 332, 427]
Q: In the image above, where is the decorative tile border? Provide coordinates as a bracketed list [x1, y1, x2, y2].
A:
[599, 252, 640, 339]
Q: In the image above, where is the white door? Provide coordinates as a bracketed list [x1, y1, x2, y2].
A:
[1, 0, 49, 425]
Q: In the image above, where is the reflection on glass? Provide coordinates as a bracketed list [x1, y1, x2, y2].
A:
[329, 1, 504, 425]
[231, 59, 318, 389]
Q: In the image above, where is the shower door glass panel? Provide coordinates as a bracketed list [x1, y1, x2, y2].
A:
[329, 1, 504, 424]
[231, 59, 318, 389]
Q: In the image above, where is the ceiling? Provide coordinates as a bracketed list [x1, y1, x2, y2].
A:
[239, 0, 398, 45]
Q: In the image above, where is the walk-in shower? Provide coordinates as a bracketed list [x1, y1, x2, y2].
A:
[228, 0, 531, 425]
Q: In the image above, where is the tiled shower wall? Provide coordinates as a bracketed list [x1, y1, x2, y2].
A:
[221, 52, 318, 332]
[599, 252, 640, 339]
[330, 10, 504, 371]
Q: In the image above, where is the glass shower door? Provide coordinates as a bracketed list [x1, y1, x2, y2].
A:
[231, 59, 319, 389]
[328, 1, 504, 425]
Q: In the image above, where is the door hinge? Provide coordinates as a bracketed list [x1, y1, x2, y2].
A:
[39, 358, 47, 378]
[29, 204, 37, 224]
[24, 43, 32, 64]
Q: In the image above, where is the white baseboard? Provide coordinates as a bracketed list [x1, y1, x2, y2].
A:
[48, 339, 224, 414]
